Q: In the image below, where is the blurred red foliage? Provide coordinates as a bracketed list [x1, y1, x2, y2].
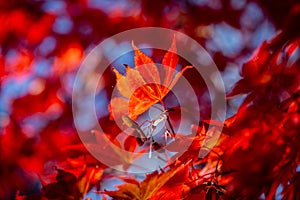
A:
[0, 0, 299, 199]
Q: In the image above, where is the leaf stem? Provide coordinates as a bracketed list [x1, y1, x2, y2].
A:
[160, 100, 176, 137]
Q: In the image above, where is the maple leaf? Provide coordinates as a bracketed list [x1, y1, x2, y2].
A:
[149, 162, 191, 200]
[42, 168, 80, 199]
[41, 165, 103, 200]
[103, 160, 191, 200]
[165, 123, 223, 164]
[89, 130, 147, 170]
[227, 34, 300, 106]
[109, 36, 193, 120]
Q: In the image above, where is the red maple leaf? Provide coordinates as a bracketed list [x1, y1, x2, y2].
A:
[109, 36, 192, 120]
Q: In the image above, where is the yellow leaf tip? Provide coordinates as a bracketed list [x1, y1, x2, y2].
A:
[112, 68, 122, 80]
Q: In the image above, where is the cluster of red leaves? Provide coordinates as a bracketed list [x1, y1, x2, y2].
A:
[0, 80, 80, 198]
[219, 32, 300, 199]
[3, 26, 299, 200]
[1, 0, 300, 199]
[102, 13, 300, 200]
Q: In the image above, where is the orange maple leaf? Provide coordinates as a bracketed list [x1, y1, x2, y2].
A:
[109, 36, 192, 120]
[103, 160, 191, 200]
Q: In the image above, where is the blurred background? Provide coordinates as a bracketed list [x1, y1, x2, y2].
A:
[0, 0, 299, 199]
